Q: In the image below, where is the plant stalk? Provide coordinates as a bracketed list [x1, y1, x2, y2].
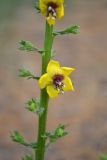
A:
[35, 22, 53, 160]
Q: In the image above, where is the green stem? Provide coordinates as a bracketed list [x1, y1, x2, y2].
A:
[35, 22, 53, 160]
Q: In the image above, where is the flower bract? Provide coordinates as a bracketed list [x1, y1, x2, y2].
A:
[39, 0, 64, 25]
[39, 60, 75, 98]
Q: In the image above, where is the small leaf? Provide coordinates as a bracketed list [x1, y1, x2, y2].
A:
[10, 131, 25, 144]
[19, 68, 33, 78]
[29, 142, 38, 149]
[34, 1, 40, 13]
[24, 141, 38, 149]
[26, 98, 40, 112]
[22, 154, 33, 160]
[100, 154, 107, 160]
[11, 131, 37, 149]
[19, 40, 35, 51]
[19, 40, 43, 54]
[53, 25, 80, 36]
[43, 124, 68, 147]
[26, 98, 44, 116]
[19, 68, 40, 80]
[55, 124, 68, 137]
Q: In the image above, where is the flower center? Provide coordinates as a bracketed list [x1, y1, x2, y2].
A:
[46, 3, 57, 25]
[47, 2, 57, 17]
[53, 74, 64, 94]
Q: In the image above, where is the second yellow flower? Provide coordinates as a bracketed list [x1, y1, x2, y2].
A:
[39, 60, 75, 98]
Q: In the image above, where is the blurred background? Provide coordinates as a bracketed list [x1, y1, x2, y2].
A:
[0, 0, 107, 159]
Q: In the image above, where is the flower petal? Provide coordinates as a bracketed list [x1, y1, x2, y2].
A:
[47, 85, 59, 98]
[47, 60, 60, 72]
[47, 60, 63, 77]
[40, 0, 47, 16]
[39, 73, 50, 89]
[61, 67, 75, 76]
[63, 76, 74, 91]
[47, 14, 56, 26]
[56, 4, 64, 18]
[42, 0, 64, 5]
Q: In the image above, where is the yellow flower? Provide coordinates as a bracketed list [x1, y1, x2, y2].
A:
[39, 0, 64, 26]
[39, 60, 75, 98]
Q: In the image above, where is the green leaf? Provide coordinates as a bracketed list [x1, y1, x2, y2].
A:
[26, 98, 40, 112]
[100, 154, 107, 160]
[19, 40, 43, 54]
[10, 131, 25, 144]
[34, 1, 40, 13]
[28, 142, 38, 149]
[52, 124, 68, 140]
[49, 125, 68, 143]
[55, 125, 67, 137]
[53, 25, 80, 36]
[19, 68, 40, 80]
[43, 124, 68, 146]
[11, 131, 37, 149]
[22, 155, 33, 160]
[55, 124, 68, 136]
[26, 98, 44, 115]
[23, 141, 37, 149]
[19, 68, 33, 78]
[19, 40, 35, 51]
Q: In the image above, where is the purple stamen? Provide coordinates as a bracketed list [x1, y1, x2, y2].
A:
[47, 2, 57, 18]
[53, 74, 64, 94]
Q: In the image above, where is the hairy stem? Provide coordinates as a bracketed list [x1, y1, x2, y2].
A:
[35, 22, 53, 160]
